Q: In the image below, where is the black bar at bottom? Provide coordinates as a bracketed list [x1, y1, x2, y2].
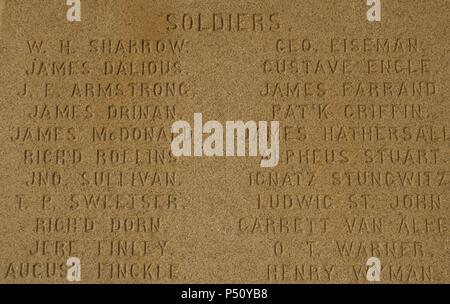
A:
[0, 284, 446, 303]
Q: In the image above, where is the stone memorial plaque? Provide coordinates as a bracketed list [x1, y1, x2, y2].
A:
[0, 0, 448, 283]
